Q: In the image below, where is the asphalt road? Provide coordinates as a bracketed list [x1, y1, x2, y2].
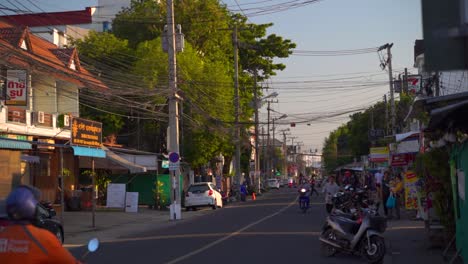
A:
[70, 187, 368, 264]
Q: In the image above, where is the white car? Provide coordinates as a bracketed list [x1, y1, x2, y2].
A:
[266, 178, 280, 190]
[184, 182, 223, 211]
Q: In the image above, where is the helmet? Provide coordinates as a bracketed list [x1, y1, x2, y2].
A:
[6, 185, 40, 220]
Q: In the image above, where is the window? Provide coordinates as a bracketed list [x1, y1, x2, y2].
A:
[187, 184, 209, 193]
[40, 154, 51, 177]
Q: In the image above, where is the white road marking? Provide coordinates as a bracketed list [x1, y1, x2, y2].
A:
[164, 199, 297, 264]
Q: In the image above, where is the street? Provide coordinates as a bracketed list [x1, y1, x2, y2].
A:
[69, 188, 371, 264]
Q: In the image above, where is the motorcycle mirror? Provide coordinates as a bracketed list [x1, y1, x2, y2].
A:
[87, 238, 100, 252]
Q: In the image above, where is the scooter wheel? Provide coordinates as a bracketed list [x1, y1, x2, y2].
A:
[320, 229, 338, 257]
[361, 235, 386, 263]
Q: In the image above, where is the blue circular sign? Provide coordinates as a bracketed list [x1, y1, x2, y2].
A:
[169, 152, 180, 163]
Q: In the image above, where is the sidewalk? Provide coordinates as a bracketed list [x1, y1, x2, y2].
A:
[61, 207, 209, 247]
[383, 210, 462, 264]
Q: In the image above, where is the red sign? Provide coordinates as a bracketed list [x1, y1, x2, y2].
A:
[391, 153, 416, 167]
[405, 171, 417, 180]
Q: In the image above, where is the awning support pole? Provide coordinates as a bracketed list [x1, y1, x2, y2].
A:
[92, 157, 96, 228]
[60, 147, 65, 225]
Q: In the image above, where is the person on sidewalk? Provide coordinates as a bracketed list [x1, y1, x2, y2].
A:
[240, 182, 248, 202]
[381, 171, 391, 217]
[389, 174, 404, 220]
[322, 176, 340, 214]
[0, 185, 80, 264]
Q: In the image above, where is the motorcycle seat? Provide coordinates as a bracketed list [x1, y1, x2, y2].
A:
[330, 215, 361, 235]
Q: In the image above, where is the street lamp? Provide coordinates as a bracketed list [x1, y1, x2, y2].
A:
[253, 92, 279, 194]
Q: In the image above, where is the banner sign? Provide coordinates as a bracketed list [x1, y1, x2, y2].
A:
[5, 70, 27, 106]
[404, 171, 419, 209]
[391, 153, 416, 167]
[369, 147, 389, 162]
[71, 117, 102, 147]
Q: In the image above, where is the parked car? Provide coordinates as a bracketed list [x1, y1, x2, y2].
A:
[185, 182, 223, 211]
[267, 178, 280, 190]
[0, 200, 64, 244]
[280, 178, 288, 187]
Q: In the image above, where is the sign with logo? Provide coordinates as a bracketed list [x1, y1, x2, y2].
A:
[407, 75, 422, 94]
[71, 117, 102, 147]
[404, 171, 419, 209]
[369, 147, 389, 163]
[5, 70, 27, 106]
[162, 160, 169, 169]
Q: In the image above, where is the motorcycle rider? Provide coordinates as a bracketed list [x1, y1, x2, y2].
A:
[0, 185, 80, 263]
[298, 182, 311, 208]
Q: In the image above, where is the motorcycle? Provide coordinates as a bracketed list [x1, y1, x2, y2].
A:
[298, 188, 309, 214]
[319, 208, 387, 263]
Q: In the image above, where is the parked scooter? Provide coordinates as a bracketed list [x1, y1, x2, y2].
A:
[319, 208, 387, 263]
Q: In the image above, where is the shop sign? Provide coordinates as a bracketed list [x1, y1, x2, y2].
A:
[37, 139, 55, 150]
[5, 70, 27, 106]
[404, 171, 419, 209]
[71, 117, 102, 147]
[0, 134, 32, 141]
[369, 147, 389, 162]
[391, 153, 416, 167]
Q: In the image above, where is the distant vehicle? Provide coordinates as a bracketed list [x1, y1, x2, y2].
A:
[267, 178, 280, 190]
[185, 182, 223, 211]
[0, 200, 64, 244]
[280, 178, 288, 187]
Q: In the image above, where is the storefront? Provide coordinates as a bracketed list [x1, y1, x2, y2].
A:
[0, 137, 31, 198]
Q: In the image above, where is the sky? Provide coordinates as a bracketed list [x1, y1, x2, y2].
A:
[1, 0, 423, 154]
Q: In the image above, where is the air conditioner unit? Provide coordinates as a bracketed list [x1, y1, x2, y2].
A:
[63, 115, 70, 127]
[38, 111, 45, 124]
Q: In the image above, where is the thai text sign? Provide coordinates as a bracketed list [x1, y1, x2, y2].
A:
[404, 171, 419, 209]
[5, 70, 27, 106]
[369, 147, 389, 163]
[71, 117, 102, 147]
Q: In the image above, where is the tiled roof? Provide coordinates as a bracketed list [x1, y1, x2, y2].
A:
[0, 20, 106, 90]
[0, 7, 93, 27]
[0, 26, 25, 47]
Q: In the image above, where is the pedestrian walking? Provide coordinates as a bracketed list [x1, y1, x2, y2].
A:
[310, 178, 319, 197]
[381, 171, 391, 217]
[322, 176, 340, 214]
[389, 174, 404, 220]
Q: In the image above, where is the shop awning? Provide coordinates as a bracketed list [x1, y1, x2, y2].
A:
[102, 146, 146, 173]
[72, 146, 106, 158]
[0, 138, 32, 150]
[21, 155, 40, 163]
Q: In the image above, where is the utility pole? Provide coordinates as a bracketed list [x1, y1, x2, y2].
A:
[272, 118, 276, 176]
[282, 130, 289, 180]
[404, 68, 409, 95]
[233, 25, 242, 189]
[262, 126, 266, 180]
[384, 94, 388, 136]
[167, 0, 181, 220]
[379, 43, 395, 135]
[435, 71, 440, 96]
[266, 101, 271, 179]
[253, 70, 260, 193]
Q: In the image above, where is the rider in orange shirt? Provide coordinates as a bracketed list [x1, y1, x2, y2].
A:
[0, 185, 79, 264]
